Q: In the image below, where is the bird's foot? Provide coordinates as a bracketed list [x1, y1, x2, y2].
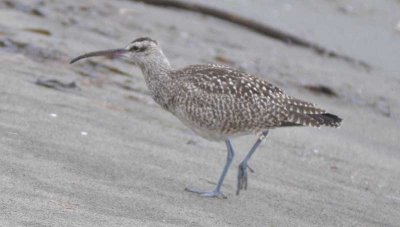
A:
[237, 162, 253, 195]
[184, 187, 227, 199]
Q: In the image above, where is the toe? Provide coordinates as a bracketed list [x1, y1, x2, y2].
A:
[185, 187, 227, 199]
[201, 191, 227, 199]
[237, 163, 249, 195]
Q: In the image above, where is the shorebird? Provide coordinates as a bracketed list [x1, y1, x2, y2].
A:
[71, 37, 342, 198]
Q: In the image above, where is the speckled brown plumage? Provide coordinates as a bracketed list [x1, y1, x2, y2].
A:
[163, 64, 341, 140]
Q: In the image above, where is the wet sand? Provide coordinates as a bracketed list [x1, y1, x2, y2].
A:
[0, 0, 399, 226]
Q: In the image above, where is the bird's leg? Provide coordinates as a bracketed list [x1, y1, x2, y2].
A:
[237, 130, 269, 195]
[185, 140, 235, 199]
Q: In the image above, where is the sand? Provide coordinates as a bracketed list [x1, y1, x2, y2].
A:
[0, 0, 399, 226]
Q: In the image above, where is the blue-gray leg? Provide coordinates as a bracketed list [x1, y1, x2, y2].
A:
[237, 130, 269, 195]
[185, 139, 235, 198]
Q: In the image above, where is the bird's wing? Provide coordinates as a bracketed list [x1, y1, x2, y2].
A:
[174, 64, 284, 98]
[172, 65, 330, 128]
[170, 65, 289, 129]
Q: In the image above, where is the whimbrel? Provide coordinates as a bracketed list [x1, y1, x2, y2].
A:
[71, 37, 342, 198]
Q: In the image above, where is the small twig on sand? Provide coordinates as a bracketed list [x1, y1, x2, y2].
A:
[132, 0, 371, 70]
[35, 78, 78, 91]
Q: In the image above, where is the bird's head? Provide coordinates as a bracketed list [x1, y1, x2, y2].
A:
[70, 37, 163, 67]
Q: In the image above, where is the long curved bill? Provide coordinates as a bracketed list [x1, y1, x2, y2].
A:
[70, 48, 128, 64]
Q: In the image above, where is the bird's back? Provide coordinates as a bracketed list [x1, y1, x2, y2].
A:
[166, 64, 340, 140]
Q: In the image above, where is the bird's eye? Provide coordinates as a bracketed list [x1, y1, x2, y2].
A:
[130, 46, 139, 51]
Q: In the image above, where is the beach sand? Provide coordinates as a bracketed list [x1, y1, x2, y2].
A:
[0, 0, 399, 226]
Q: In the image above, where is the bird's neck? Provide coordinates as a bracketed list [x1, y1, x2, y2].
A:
[138, 50, 174, 108]
[139, 49, 172, 82]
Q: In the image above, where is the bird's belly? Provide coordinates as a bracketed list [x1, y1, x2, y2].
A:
[171, 108, 259, 141]
[179, 117, 248, 141]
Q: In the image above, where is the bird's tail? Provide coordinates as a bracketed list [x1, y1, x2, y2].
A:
[307, 113, 342, 127]
[279, 97, 342, 128]
[282, 112, 342, 128]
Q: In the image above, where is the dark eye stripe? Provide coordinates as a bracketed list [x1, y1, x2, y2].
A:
[129, 46, 138, 51]
[138, 46, 147, 52]
[129, 46, 147, 52]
